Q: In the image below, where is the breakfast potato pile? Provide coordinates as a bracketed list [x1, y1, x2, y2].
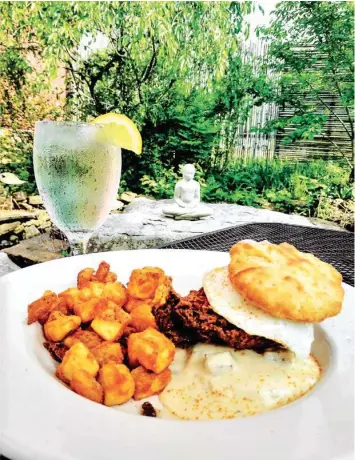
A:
[27, 262, 175, 406]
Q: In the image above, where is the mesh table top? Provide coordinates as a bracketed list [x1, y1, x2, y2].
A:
[160, 223, 354, 287]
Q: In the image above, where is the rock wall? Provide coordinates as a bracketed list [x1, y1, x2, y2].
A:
[0, 194, 51, 249]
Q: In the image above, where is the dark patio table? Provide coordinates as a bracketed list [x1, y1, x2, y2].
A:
[160, 222, 354, 286]
[1, 222, 354, 460]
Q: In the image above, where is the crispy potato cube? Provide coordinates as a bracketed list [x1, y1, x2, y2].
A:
[104, 272, 117, 283]
[95, 261, 110, 282]
[44, 311, 81, 342]
[98, 364, 134, 406]
[64, 329, 103, 349]
[124, 297, 151, 313]
[59, 287, 81, 308]
[71, 369, 103, 404]
[52, 297, 72, 316]
[56, 342, 99, 384]
[94, 299, 117, 318]
[91, 342, 124, 366]
[27, 291, 58, 325]
[102, 282, 128, 307]
[127, 328, 175, 373]
[73, 298, 100, 323]
[127, 267, 165, 300]
[79, 281, 105, 301]
[131, 366, 171, 400]
[95, 300, 131, 325]
[130, 305, 157, 332]
[151, 276, 171, 308]
[77, 268, 95, 289]
[115, 308, 131, 327]
[91, 317, 125, 341]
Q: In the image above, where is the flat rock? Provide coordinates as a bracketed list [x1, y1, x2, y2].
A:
[0, 221, 21, 237]
[3, 199, 344, 266]
[12, 191, 27, 202]
[0, 252, 20, 277]
[28, 195, 43, 205]
[89, 198, 344, 252]
[111, 200, 125, 211]
[120, 191, 137, 203]
[0, 210, 37, 222]
[3, 233, 68, 267]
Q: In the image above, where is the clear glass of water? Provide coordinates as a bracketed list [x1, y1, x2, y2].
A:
[33, 121, 121, 256]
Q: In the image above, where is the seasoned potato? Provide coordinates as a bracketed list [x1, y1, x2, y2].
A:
[44, 311, 81, 342]
[27, 291, 58, 325]
[56, 342, 99, 384]
[115, 308, 131, 327]
[131, 366, 171, 400]
[51, 297, 71, 316]
[130, 304, 157, 332]
[127, 327, 175, 373]
[124, 297, 151, 313]
[94, 299, 129, 321]
[102, 282, 128, 307]
[95, 261, 110, 282]
[73, 298, 101, 323]
[71, 369, 103, 403]
[104, 272, 117, 283]
[91, 342, 124, 366]
[64, 329, 103, 349]
[127, 267, 166, 300]
[91, 301, 131, 341]
[98, 363, 135, 406]
[59, 287, 81, 308]
[79, 281, 105, 301]
[77, 268, 95, 289]
[127, 267, 171, 307]
[151, 276, 171, 308]
[91, 317, 125, 341]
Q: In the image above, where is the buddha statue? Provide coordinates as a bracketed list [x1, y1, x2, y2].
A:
[162, 164, 213, 220]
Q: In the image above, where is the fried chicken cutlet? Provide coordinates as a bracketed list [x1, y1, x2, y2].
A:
[153, 288, 281, 352]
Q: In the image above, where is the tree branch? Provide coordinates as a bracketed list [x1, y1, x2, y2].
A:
[331, 70, 354, 136]
[140, 36, 158, 83]
[308, 83, 353, 140]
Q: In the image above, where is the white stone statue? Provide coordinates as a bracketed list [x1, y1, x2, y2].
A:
[162, 164, 213, 220]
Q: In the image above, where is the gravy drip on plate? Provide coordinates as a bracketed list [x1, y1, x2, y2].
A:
[159, 344, 321, 420]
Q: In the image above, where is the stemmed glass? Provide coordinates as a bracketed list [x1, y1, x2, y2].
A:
[33, 121, 121, 256]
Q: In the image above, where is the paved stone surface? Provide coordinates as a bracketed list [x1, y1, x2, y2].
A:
[2, 198, 344, 268]
[88, 198, 343, 252]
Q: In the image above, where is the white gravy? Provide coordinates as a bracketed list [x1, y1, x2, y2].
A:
[159, 344, 321, 420]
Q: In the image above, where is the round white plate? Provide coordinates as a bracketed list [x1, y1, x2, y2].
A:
[0, 250, 353, 460]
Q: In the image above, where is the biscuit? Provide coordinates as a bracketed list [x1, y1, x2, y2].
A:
[228, 240, 344, 322]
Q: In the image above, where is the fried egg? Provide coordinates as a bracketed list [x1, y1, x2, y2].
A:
[203, 266, 314, 359]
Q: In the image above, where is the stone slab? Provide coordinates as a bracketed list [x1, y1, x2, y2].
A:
[0, 210, 37, 223]
[2, 198, 344, 267]
[3, 233, 68, 267]
[88, 198, 344, 252]
[0, 221, 21, 237]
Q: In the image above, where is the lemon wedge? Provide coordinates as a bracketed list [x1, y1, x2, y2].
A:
[92, 113, 142, 154]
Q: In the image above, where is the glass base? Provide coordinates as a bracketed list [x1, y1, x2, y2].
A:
[65, 231, 92, 256]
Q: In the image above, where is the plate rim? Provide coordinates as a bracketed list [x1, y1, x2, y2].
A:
[1, 249, 354, 460]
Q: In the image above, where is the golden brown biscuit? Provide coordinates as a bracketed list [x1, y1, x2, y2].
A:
[229, 240, 344, 322]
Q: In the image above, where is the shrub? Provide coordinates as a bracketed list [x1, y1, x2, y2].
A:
[120, 158, 353, 226]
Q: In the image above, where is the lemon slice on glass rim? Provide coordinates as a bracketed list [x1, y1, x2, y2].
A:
[91, 113, 142, 154]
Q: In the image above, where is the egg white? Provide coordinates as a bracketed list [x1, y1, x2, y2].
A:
[202, 266, 314, 360]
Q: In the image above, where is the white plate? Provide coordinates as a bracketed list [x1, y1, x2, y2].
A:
[0, 249, 353, 460]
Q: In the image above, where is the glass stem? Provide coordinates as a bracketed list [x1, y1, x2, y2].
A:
[67, 233, 91, 257]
